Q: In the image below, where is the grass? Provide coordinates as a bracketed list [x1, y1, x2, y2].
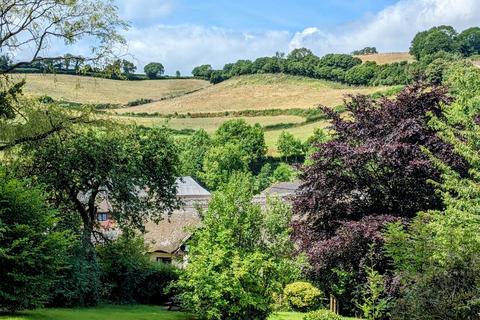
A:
[107, 115, 306, 134]
[0, 306, 361, 320]
[12, 74, 210, 105]
[113, 74, 392, 114]
[355, 52, 414, 64]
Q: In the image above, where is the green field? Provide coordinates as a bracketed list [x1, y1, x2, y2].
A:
[0, 305, 303, 320]
[0, 305, 363, 320]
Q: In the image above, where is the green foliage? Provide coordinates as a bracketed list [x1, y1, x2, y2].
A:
[144, 62, 165, 79]
[345, 62, 378, 85]
[175, 174, 304, 320]
[272, 163, 296, 183]
[457, 27, 480, 56]
[178, 129, 212, 179]
[303, 310, 342, 320]
[384, 64, 480, 320]
[192, 64, 213, 79]
[126, 98, 153, 107]
[0, 171, 71, 313]
[277, 131, 306, 160]
[255, 163, 274, 193]
[352, 47, 378, 55]
[17, 126, 180, 243]
[356, 267, 390, 320]
[283, 282, 323, 312]
[96, 234, 178, 304]
[214, 119, 267, 170]
[199, 143, 248, 190]
[410, 25, 458, 60]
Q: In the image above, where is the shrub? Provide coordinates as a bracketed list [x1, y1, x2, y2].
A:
[97, 234, 178, 304]
[303, 309, 342, 320]
[126, 98, 153, 107]
[272, 163, 296, 182]
[284, 282, 323, 312]
[38, 95, 54, 103]
[175, 174, 303, 320]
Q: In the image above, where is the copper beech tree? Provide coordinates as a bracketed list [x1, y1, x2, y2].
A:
[292, 83, 467, 313]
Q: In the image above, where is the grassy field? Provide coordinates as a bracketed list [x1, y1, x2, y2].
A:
[12, 74, 210, 105]
[109, 114, 306, 133]
[0, 305, 360, 320]
[355, 52, 413, 64]
[113, 74, 390, 114]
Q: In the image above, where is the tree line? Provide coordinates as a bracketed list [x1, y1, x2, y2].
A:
[192, 25, 480, 87]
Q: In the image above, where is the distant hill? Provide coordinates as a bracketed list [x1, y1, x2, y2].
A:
[13, 73, 210, 105]
[354, 52, 414, 64]
[113, 73, 391, 115]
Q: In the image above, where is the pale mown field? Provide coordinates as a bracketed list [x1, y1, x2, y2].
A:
[108, 115, 305, 133]
[113, 74, 390, 114]
[12, 73, 210, 105]
[355, 52, 414, 64]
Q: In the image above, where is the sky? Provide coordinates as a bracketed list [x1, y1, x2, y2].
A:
[34, 0, 480, 74]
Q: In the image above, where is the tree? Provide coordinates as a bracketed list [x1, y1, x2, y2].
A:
[192, 64, 213, 79]
[384, 64, 480, 320]
[121, 59, 137, 75]
[175, 173, 303, 320]
[287, 48, 315, 61]
[457, 27, 480, 56]
[176, 70, 181, 77]
[214, 119, 267, 171]
[0, 170, 71, 313]
[409, 25, 458, 60]
[0, 0, 126, 149]
[178, 129, 212, 179]
[352, 47, 378, 55]
[272, 163, 296, 182]
[345, 61, 379, 86]
[17, 126, 180, 244]
[144, 62, 165, 79]
[292, 83, 466, 313]
[200, 143, 248, 190]
[277, 131, 306, 161]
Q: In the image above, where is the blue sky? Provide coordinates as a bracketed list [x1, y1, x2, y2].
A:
[123, 0, 399, 31]
[36, 0, 480, 74]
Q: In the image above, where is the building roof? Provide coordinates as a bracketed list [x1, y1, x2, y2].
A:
[144, 209, 201, 254]
[261, 181, 301, 196]
[175, 176, 211, 197]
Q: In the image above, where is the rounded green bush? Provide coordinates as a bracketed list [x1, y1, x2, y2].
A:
[303, 309, 342, 320]
[283, 281, 323, 312]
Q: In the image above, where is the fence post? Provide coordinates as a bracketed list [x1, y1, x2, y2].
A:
[329, 294, 339, 314]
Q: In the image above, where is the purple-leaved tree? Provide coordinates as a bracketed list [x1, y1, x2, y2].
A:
[292, 82, 466, 313]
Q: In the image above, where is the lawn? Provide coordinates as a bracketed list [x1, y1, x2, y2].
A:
[113, 74, 391, 114]
[12, 74, 210, 105]
[0, 305, 305, 320]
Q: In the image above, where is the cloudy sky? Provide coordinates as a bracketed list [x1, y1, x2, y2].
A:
[38, 0, 480, 74]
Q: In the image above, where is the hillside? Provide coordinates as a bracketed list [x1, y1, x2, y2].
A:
[355, 52, 414, 64]
[113, 74, 390, 114]
[12, 73, 210, 105]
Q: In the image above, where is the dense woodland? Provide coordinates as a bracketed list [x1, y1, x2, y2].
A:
[1, 1, 480, 320]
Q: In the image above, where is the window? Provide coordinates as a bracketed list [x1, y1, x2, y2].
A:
[156, 257, 172, 264]
[97, 213, 108, 222]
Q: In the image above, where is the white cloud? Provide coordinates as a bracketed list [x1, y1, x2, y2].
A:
[289, 0, 480, 54]
[124, 0, 480, 75]
[124, 25, 290, 75]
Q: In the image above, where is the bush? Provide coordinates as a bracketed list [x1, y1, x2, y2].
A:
[284, 282, 323, 312]
[97, 234, 178, 304]
[126, 98, 153, 107]
[303, 310, 342, 320]
[38, 95, 54, 103]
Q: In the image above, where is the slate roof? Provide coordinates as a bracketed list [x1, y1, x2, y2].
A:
[175, 176, 210, 197]
[261, 181, 301, 196]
